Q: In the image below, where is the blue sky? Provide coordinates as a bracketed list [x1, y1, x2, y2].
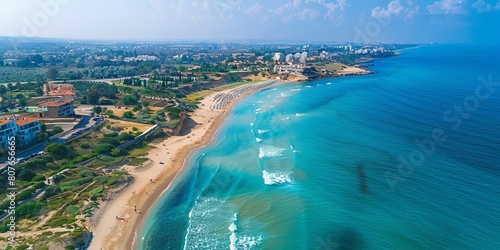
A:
[1, 0, 499, 43]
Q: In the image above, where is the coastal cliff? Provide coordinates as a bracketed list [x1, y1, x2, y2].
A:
[172, 111, 187, 136]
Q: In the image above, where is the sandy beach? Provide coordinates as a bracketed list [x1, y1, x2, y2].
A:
[337, 66, 371, 76]
[88, 80, 282, 250]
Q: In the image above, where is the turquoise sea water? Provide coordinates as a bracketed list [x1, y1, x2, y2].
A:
[138, 45, 500, 250]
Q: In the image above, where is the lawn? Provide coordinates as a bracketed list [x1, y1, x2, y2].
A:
[315, 62, 347, 72]
[106, 119, 155, 133]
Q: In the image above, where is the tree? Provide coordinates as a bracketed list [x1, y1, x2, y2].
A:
[35, 87, 44, 96]
[19, 97, 27, 107]
[133, 105, 142, 112]
[0, 85, 7, 95]
[47, 67, 59, 80]
[51, 126, 63, 135]
[43, 186, 61, 199]
[122, 111, 134, 119]
[110, 148, 121, 156]
[15, 201, 42, 219]
[117, 132, 135, 142]
[93, 106, 103, 115]
[45, 143, 68, 159]
[87, 87, 100, 105]
[105, 110, 114, 116]
[121, 95, 138, 105]
[142, 101, 150, 108]
[95, 143, 114, 154]
[18, 168, 36, 181]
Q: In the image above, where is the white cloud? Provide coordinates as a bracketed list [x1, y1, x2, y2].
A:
[371, 0, 419, 19]
[406, 5, 420, 18]
[296, 8, 320, 20]
[274, 1, 295, 15]
[244, 3, 262, 16]
[471, 0, 500, 12]
[472, 0, 491, 12]
[371, 1, 404, 18]
[427, 0, 468, 15]
[293, 0, 302, 8]
[303, 0, 348, 23]
[170, 0, 241, 22]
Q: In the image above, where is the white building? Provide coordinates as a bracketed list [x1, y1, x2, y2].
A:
[273, 53, 285, 62]
[300, 52, 308, 63]
[285, 54, 294, 63]
[0, 120, 17, 150]
[0, 115, 41, 150]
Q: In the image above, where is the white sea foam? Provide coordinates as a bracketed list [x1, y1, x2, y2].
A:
[250, 122, 254, 126]
[257, 129, 269, 134]
[305, 85, 312, 88]
[258, 145, 285, 158]
[290, 88, 301, 92]
[228, 213, 263, 249]
[296, 113, 306, 117]
[256, 137, 262, 142]
[235, 235, 263, 249]
[272, 88, 277, 91]
[262, 170, 292, 185]
[229, 213, 238, 250]
[184, 197, 234, 250]
[255, 108, 261, 112]
[326, 82, 332, 85]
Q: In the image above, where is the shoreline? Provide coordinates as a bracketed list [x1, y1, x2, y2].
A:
[89, 80, 285, 250]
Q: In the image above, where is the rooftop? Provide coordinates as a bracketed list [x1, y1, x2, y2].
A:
[15, 116, 40, 126]
[38, 99, 73, 107]
[0, 115, 39, 126]
[48, 91, 76, 96]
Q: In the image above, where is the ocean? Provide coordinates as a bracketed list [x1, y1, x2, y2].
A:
[138, 45, 500, 249]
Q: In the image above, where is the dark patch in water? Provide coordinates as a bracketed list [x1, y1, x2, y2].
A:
[316, 228, 365, 250]
[357, 164, 367, 194]
[336, 228, 365, 250]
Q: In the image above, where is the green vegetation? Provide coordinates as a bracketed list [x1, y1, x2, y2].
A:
[121, 95, 138, 105]
[315, 62, 347, 72]
[67, 205, 79, 215]
[0, 67, 46, 83]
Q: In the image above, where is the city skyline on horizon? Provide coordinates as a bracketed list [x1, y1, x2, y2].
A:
[1, 0, 500, 44]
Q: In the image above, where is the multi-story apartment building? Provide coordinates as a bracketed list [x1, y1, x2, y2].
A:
[38, 99, 75, 117]
[0, 116, 41, 150]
